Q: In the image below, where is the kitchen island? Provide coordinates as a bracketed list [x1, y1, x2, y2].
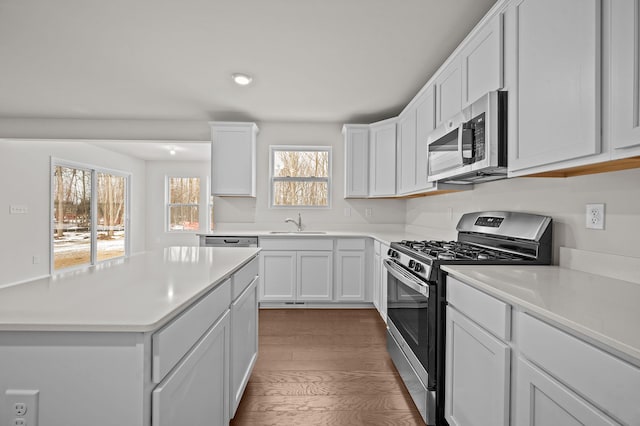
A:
[0, 246, 260, 426]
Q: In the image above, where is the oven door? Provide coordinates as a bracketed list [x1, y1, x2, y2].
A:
[384, 259, 436, 386]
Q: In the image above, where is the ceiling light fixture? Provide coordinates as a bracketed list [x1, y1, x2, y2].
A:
[232, 73, 253, 86]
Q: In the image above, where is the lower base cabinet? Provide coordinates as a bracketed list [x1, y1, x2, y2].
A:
[445, 306, 510, 426]
[516, 358, 618, 426]
[230, 277, 259, 417]
[153, 311, 230, 426]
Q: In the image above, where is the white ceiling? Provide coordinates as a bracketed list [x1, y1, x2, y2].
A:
[0, 0, 496, 124]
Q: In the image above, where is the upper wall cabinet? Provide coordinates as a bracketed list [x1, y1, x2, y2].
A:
[460, 13, 504, 107]
[506, 0, 602, 175]
[397, 105, 418, 195]
[342, 125, 370, 198]
[369, 118, 397, 197]
[610, 0, 640, 158]
[210, 122, 259, 197]
[435, 57, 463, 127]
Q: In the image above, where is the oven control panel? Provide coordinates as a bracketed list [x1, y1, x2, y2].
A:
[474, 216, 504, 228]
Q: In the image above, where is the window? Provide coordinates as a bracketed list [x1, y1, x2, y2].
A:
[52, 161, 129, 271]
[167, 177, 200, 231]
[270, 146, 331, 207]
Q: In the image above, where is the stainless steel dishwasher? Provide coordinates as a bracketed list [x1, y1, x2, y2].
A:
[199, 235, 258, 247]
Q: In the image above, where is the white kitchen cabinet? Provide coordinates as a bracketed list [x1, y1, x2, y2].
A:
[210, 121, 259, 197]
[342, 124, 370, 198]
[515, 357, 618, 426]
[506, 0, 602, 174]
[152, 310, 230, 426]
[397, 106, 418, 195]
[435, 57, 462, 127]
[610, 0, 640, 158]
[335, 239, 367, 302]
[460, 13, 503, 106]
[259, 251, 296, 301]
[415, 85, 436, 191]
[297, 251, 333, 301]
[369, 118, 397, 197]
[230, 276, 258, 417]
[445, 306, 510, 426]
[373, 241, 381, 312]
[259, 238, 334, 303]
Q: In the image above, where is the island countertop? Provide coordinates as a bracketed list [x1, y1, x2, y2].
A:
[0, 247, 260, 333]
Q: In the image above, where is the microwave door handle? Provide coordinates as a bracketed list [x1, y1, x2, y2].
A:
[461, 123, 474, 164]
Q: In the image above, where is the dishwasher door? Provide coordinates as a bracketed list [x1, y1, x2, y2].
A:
[199, 236, 258, 247]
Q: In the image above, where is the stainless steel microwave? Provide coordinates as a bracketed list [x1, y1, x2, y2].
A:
[427, 91, 507, 184]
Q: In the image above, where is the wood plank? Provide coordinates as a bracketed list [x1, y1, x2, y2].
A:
[231, 409, 425, 426]
[231, 308, 425, 425]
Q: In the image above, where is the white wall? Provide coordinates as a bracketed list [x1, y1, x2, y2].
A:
[212, 121, 406, 231]
[405, 168, 640, 263]
[145, 160, 210, 250]
[0, 140, 147, 286]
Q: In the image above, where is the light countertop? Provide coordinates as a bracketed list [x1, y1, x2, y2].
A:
[0, 247, 260, 333]
[197, 230, 429, 247]
[441, 265, 640, 366]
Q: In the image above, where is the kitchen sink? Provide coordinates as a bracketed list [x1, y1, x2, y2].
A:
[268, 231, 327, 234]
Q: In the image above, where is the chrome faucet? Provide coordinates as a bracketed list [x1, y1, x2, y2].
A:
[285, 213, 303, 231]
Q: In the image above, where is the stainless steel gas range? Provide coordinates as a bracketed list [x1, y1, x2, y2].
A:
[384, 211, 552, 425]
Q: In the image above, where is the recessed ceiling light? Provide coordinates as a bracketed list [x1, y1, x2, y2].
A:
[232, 73, 253, 86]
[168, 146, 177, 155]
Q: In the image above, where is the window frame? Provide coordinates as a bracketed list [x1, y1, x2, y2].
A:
[165, 176, 203, 233]
[269, 145, 332, 209]
[50, 157, 131, 274]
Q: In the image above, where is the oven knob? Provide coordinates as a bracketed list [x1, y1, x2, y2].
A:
[388, 249, 399, 258]
[408, 259, 416, 268]
[414, 263, 423, 273]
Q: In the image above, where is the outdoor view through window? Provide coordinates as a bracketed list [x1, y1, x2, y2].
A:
[168, 177, 201, 231]
[272, 148, 330, 207]
[53, 165, 127, 270]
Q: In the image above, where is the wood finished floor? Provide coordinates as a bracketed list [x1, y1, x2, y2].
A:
[231, 309, 425, 426]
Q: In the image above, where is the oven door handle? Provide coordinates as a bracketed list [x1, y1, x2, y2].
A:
[383, 259, 429, 296]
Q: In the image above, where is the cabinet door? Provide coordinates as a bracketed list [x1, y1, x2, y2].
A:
[515, 358, 618, 426]
[336, 250, 366, 301]
[230, 278, 258, 417]
[507, 0, 601, 172]
[397, 107, 418, 194]
[297, 251, 333, 301]
[152, 311, 230, 426]
[435, 57, 462, 126]
[610, 0, 640, 155]
[210, 122, 258, 196]
[259, 251, 296, 301]
[461, 13, 503, 106]
[415, 86, 436, 190]
[373, 251, 381, 312]
[369, 120, 397, 197]
[343, 125, 370, 197]
[380, 244, 389, 323]
[445, 307, 510, 426]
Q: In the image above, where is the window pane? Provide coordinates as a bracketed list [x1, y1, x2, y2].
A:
[53, 165, 92, 270]
[169, 206, 200, 231]
[273, 151, 329, 178]
[273, 181, 328, 206]
[169, 177, 200, 204]
[97, 173, 126, 262]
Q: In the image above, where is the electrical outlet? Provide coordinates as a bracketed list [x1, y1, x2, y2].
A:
[5, 390, 38, 426]
[9, 205, 28, 215]
[365, 208, 372, 217]
[586, 203, 605, 230]
[343, 207, 351, 217]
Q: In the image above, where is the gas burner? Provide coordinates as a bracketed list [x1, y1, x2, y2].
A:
[437, 253, 456, 260]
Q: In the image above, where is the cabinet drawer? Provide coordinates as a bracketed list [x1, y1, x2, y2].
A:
[447, 276, 511, 341]
[336, 238, 366, 250]
[152, 279, 231, 383]
[232, 257, 258, 300]
[259, 238, 333, 251]
[519, 312, 640, 425]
